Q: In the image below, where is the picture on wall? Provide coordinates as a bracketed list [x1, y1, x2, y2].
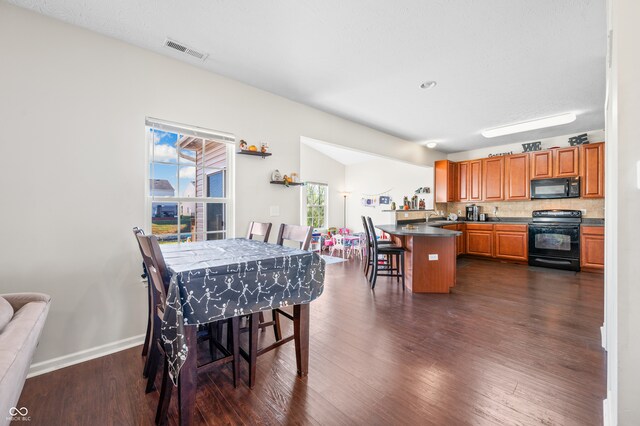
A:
[379, 196, 391, 205]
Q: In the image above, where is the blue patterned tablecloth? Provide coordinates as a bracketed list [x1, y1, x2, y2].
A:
[160, 238, 325, 384]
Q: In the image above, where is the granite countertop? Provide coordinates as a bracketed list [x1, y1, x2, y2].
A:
[377, 223, 461, 237]
[408, 217, 605, 227]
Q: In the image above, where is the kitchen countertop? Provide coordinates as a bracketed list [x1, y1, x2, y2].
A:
[377, 223, 461, 237]
[419, 217, 605, 227]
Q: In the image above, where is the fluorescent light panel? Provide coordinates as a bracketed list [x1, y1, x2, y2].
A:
[481, 113, 576, 138]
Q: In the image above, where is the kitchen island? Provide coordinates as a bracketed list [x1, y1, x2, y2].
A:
[376, 223, 461, 293]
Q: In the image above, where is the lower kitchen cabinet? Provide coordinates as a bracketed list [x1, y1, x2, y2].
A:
[465, 224, 493, 257]
[494, 224, 528, 262]
[581, 226, 604, 272]
[443, 224, 466, 256]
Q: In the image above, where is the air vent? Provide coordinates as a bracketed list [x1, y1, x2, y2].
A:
[163, 38, 208, 62]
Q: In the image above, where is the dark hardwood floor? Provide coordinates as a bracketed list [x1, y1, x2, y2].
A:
[19, 258, 606, 425]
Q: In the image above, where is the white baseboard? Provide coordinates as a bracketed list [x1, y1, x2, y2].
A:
[603, 397, 610, 426]
[27, 334, 145, 378]
[601, 325, 607, 350]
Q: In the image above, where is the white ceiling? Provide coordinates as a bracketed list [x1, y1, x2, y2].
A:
[9, 0, 607, 153]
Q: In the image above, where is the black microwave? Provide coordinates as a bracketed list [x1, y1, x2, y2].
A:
[530, 177, 580, 199]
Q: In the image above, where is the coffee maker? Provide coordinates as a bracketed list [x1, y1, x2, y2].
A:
[466, 205, 479, 221]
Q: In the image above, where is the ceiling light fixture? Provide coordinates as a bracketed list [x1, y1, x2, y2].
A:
[420, 140, 438, 148]
[420, 81, 437, 89]
[481, 113, 577, 138]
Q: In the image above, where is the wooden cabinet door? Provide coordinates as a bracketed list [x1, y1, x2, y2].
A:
[530, 151, 553, 179]
[494, 225, 528, 261]
[448, 161, 458, 202]
[469, 160, 482, 201]
[580, 142, 605, 198]
[458, 161, 469, 201]
[435, 160, 457, 202]
[581, 226, 604, 271]
[482, 157, 505, 201]
[443, 224, 465, 256]
[554, 147, 579, 177]
[466, 230, 493, 257]
[504, 154, 530, 200]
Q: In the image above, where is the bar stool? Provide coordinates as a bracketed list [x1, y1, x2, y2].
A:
[365, 216, 405, 290]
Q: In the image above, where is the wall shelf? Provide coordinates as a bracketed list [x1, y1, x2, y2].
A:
[270, 181, 305, 186]
[237, 150, 272, 158]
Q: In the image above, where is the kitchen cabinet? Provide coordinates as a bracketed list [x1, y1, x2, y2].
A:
[504, 154, 530, 200]
[465, 223, 493, 257]
[443, 224, 465, 256]
[580, 142, 605, 198]
[530, 151, 553, 179]
[469, 160, 483, 201]
[554, 147, 580, 177]
[434, 160, 457, 202]
[482, 156, 505, 201]
[494, 224, 528, 261]
[581, 226, 604, 272]
[457, 161, 469, 201]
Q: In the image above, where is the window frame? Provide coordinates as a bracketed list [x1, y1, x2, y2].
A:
[304, 182, 329, 229]
[145, 118, 235, 244]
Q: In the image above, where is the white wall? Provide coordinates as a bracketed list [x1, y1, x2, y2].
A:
[299, 144, 346, 228]
[345, 159, 434, 232]
[0, 3, 445, 369]
[606, 0, 640, 424]
[446, 129, 605, 161]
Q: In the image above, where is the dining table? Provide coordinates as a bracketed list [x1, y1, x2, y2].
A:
[160, 238, 326, 425]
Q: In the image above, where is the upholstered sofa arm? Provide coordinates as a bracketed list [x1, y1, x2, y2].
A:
[2, 293, 51, 311]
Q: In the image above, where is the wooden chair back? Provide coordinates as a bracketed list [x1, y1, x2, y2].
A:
[277, 224, 313, 250]
[135, 235, 168, 310]
[246, 221, 273, 242]
[366, 217, 380, 251]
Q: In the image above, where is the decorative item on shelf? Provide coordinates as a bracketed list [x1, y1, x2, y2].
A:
[290, 172, 299, 183]
[248, 144, 258, 152]
[239, 140, 248, 151]
[403, 196, 409, 210]
[414, 187, 431, 194]
[568, 133, 589, 146]
[488, 151, 513, 157]
[260, 142, 270, 153]
[522, 141, 542, 152]
[238, 140, 272, 158]
[271, 169, 282, 181]
[419, 199, 425, 210]
[390, 201, 397, 210]
[282, 174, 291, 187]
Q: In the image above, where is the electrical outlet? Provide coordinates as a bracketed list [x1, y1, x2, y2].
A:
[457, 210, 462, 216]
[428, 254, 438, 261]
[580, 209, 587, 215]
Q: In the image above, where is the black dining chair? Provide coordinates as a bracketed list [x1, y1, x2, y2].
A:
[366, 217, 405, 290]
[360, 216, 392, 278]
[133, 227, 151, 359]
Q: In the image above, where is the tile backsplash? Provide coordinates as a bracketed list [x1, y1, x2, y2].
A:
[437, 198, 604, 219]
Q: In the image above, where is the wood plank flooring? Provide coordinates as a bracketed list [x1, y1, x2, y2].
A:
[18, 258, 606, 425]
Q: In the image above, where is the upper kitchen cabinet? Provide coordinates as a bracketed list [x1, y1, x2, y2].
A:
[482, 156, 505, 201]
[553, 146, 580, 177]
[530, 151, 553, 179]
[457, 161, 469, 201]
[469, 160, 483, 201]
[580, 142, 605, 198]
[434, 160, 457, 202]
[504, 153, 530, 200]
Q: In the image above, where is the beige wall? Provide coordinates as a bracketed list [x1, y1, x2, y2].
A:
[438, 198, 605, 219]
[0, 3, 445, 369]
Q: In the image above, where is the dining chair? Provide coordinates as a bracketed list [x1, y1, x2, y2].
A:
[133, 227, 151, 358]
[242, 223, 312, 388]
[361, 216, 393, 277]
[366, 217, 405, 290]
[329, 234, 346, 258]
[137, 235, 240, 425]
[246, 221, 273, 242]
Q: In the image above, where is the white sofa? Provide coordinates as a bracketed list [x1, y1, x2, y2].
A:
[0, 293, 51, 425]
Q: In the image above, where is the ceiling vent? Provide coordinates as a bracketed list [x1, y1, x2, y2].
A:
[163, 38, 208, 61]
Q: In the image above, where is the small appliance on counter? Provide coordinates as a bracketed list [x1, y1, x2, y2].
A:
[466, 205, 479, 221]
[479, 213, 487, 221]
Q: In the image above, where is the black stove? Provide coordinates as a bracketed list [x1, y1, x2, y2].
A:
[528, 210, 582, 271]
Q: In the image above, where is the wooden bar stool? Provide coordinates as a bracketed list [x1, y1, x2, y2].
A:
[366, 217, 405, 290]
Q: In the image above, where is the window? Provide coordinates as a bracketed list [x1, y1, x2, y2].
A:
[305, 183, 328, 229]
[146, 118, 234, 244]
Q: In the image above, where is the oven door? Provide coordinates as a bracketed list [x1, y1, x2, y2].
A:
[531, 178, 570, 199]
[528, 224, 580, 259]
